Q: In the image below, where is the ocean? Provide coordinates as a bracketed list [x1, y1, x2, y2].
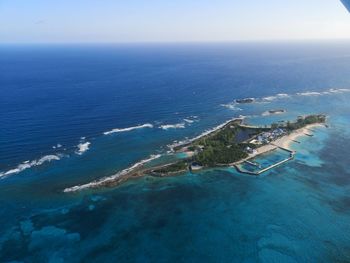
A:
[1, 42, 350, 262]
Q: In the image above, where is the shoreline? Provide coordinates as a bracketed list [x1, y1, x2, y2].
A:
[168, 117, 246, 151]
[63, 117, 247, 193]
[249, 123, 323, 158]
[273, 123, 323, 149]
[64, 119, 325, 193]
[232, 123, 324, 175]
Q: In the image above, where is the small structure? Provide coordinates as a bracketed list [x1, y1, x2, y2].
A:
[245, 146, 258, 155]
[190, 162, 203, 171]
[255, 128, 286, 145]
[249, 139, 262, 145]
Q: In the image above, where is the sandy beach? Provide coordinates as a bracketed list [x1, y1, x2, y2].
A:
[236, 123, 324, 164]
[274, 123, 324, 149]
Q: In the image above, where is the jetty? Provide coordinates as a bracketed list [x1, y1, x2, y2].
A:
[235, 146, 295, 176]
[304, 133, 314, 137]
[305, 128, 316, 132]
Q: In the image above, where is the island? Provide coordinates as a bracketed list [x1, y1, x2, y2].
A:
[151, 114, 326, 176]
[235, 98, 255, 104]
[64, 114, 326, 193]
[269, 109, 286, 114]
[268, 109, 286, 114]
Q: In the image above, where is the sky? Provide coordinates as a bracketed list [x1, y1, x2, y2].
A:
[0, 0, 350, 43]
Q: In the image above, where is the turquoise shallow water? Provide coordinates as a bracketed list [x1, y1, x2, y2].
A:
[1, 44, 350, 262]
[239, 148, 291, 173]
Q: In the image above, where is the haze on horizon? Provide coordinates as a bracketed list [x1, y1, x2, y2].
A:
[1, 0, 350, 43]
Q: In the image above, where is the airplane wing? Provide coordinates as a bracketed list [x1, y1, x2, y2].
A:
[341, 0, 350, 12]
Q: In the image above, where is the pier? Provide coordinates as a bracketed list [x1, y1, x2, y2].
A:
[305, 128, 316, 132]
[304, 133, 314, 137]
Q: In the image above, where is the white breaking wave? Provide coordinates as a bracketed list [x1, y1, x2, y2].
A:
[183, 116, 199, 124]
[168, 116, 245, 151]
[222, 88, 350, 109]
[328, 88, 350, 93]
[262, 93, 291, 102]
[296, 88, 350, 97]
[296, 91, 323, 96]
[0, 155, 62, 178]
[220, 103, 243, 111]
[276, 93, 290, 98]
[103, 124, 153, 135]
[190, 117, 244, 141]
[76, 142, 91, 155]
[160, 123, 186, 130]
[183, 118, 194, 124]
[64, 154, 162, 193]
[52, 143, 62, 149]
[262, 96, 277, 101]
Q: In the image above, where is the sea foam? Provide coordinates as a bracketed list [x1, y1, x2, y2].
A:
[262, 93, 291, 102]
[296, 91, 323, 96]
[103, 124, 153, 135]
[160, 123, 186, 130]
[184, 118, 195, 124]
[329, 88, 350, 93]
[167, 116, 245, 151]
[220, 103, 243, 111]
[223, 88, 350, 110]
[52, 143, 62, 149]
[76, 142, 91, 155]
[296, 88, 350, 97]
[0, 155, 62, 178]
[64, 154, 161, 192]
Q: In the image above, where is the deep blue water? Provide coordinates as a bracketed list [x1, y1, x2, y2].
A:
[1, 42, 350, 262]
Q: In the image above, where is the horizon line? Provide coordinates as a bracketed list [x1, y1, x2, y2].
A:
[1, 38, 350, 46]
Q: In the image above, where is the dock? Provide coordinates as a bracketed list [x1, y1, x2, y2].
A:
[244, 160, 261, 168]
[305, 128, 316, 132]
[304, 133, 314, 137]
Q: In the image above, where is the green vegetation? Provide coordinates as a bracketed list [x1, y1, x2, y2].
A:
[194, 125, 236, 146]
[286, 114, 326, 130]
[195, 144, 248, 166]
[186, 114, 325, 168]
[153, 161, 188, 174]
[192, 125, 248, 166]
[187, 146, 196, 151]
[152, 114, 326, 175]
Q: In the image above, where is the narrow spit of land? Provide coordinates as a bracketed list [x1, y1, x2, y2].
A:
[64, 114, 326, 193]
